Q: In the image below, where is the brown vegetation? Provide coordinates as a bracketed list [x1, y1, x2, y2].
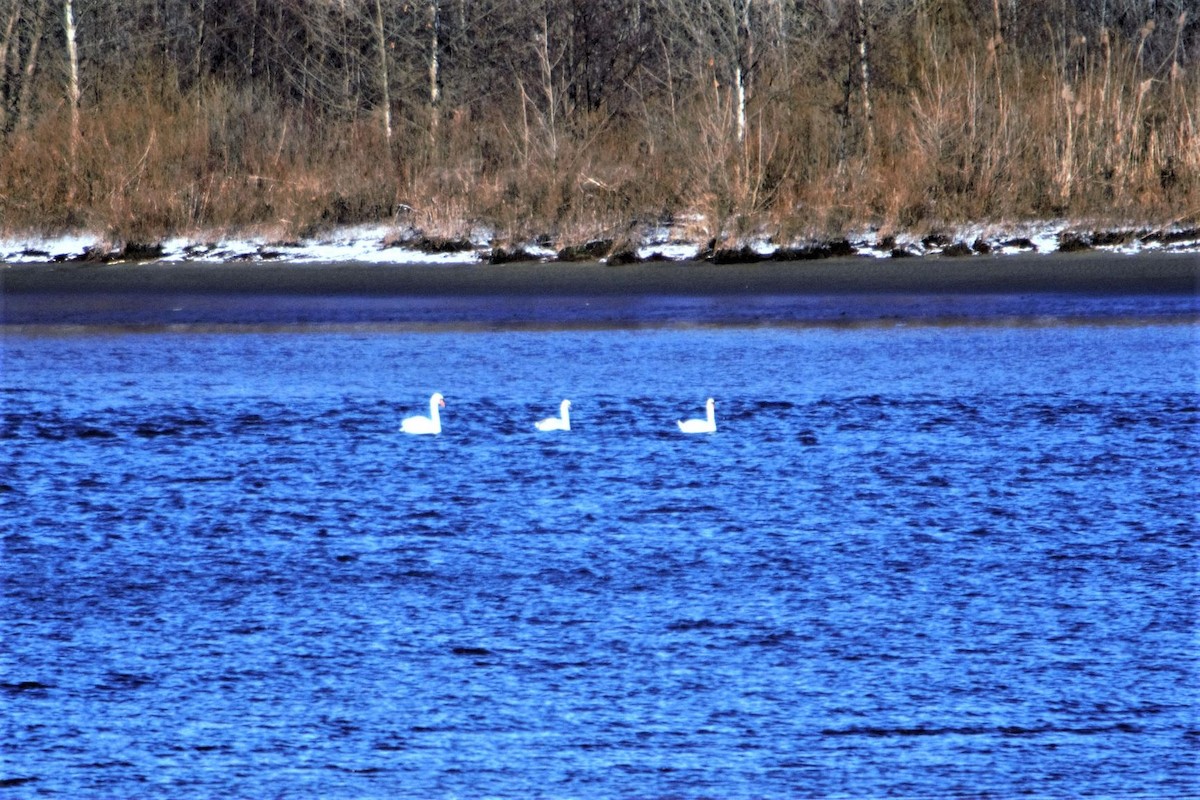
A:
[0, 1, 1196, 248]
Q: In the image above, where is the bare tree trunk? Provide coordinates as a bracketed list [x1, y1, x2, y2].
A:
[373, 0, 393, 149]
[990, 0, 1006, 132]
[194, 0, 205, 84]
[854, 0, 873, 158]
[63, 0, 81, 193]
[1, 1, 19, 80]
[15, 0, 47, 133]
[734, 0, 751, 145]
[246, 0, 257, 83]
[429, 0, 440, 145]
[734, 66, 746, 142]
[336, 0, 350, 110]
[765, 0, 786, 72]
[537, 9, 558, 161]
[193, 0, 205, 105]
[0, 0, 22, 133]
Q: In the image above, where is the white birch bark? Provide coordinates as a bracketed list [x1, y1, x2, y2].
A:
[63, 0, 81, 175]
[429, 0, 440, 143]
[855, 0, 874, 157]
[735, 0, 751, 144]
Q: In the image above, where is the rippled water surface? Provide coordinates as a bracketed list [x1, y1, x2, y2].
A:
[2, 323, 1198, 798]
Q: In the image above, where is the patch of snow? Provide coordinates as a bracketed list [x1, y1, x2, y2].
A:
[159, 237, 193, 259]
[637, 242, 702, 261]
[4, 218, 1198, 267]
[847, 229, 926, 258]
[1109, 238, 1146, 255]
[0, 232, 98, 263]
[635, 223, 702, 261]
[1029, 223, 1065, 253]
[519, 243, 559, 260]
[858, 244, 895, 259]
[158, 226, 483, 265]
[1165, 234, 1200, 253]
[848, 230, 893, 257]
[1118, 229, 1200, 255]
[468, 227, 495, 247]
[955, 223, 989, 244]
[642, 224, 673, 244]
[749, 238, 778, 257]
[292, 241, 480, 265]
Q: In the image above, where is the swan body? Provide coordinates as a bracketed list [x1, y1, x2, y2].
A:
[535, 399, 572, 432]
[677, 398, 716, 433]
[401, 393, 445, 435]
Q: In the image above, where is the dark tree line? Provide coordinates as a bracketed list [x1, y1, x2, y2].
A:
[5, 1, 1191, 138]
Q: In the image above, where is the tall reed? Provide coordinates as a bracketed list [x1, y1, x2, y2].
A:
[0, 16, 1194, 246]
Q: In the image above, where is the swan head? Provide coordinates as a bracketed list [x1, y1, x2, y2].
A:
[561, 399, 571, 410]
[432, 392, 446, 407]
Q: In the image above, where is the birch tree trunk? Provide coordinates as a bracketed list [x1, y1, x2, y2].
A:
[428, 0, 440, 145]
[63, 0, 81, 186]
[855, 0, 874, 158]
[734, 0, 751, 145]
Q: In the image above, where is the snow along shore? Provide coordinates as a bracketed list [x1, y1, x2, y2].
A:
[2, 220, 1198, 267]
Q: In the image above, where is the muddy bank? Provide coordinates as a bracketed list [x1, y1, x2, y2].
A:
[3, 252, 1197, 329]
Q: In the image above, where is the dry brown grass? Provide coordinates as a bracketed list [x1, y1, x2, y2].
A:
[1, 30, 1195, 248]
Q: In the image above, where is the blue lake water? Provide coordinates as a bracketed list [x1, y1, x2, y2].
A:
[2, 322, 1198, 798]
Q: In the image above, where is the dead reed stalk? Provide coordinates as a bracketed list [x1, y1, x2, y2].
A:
[0, 14, 1194, 246]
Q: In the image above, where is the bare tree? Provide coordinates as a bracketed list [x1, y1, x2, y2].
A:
[12, 0, 46, 134]
[62, 0, 80, 182]
[1, 2, 20, 91]
[0, 0, 26, 133]
[662, 0, 759, 144]
[428, 0, 441, 142]
[855, 0, 873, 157]
[372, 0, 392, 148]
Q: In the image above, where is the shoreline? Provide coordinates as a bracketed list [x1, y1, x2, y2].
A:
[3, 222, 1199, 269]
[3, 252, 1197, 329]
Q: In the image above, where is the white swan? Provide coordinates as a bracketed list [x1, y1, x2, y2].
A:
[677, 398, 716, 433]
[535, 399, 571, 432]
[401, 393, 445, 435]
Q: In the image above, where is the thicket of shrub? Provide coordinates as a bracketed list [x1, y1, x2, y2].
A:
[0, 1, 1195, 247]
